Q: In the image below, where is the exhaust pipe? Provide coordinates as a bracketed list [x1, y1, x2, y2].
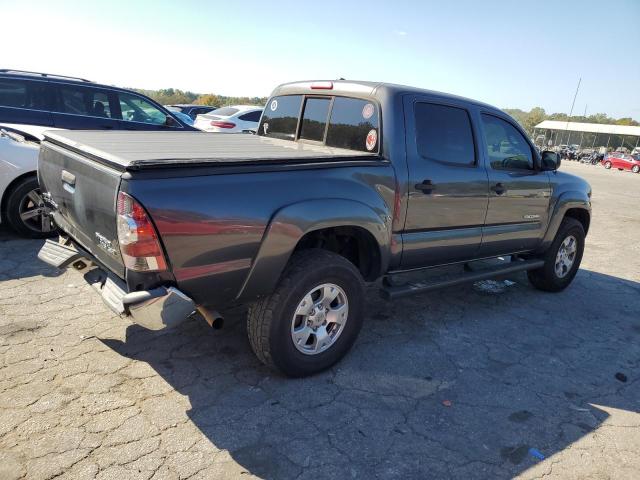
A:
[197, 307, 224, 329]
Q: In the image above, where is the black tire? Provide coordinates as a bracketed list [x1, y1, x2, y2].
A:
[3, 176, 55, 238]
[604, 161, 612, 169]
[528, 217, 585, 292]
[247, 249, 364, 377]
[632, 165, 640, 174]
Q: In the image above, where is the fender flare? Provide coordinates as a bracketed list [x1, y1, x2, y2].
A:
[236, 198, 391, 301]
[540, 190, 591, 250]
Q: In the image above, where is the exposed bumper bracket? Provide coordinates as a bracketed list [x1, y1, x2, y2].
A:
[38, 239, 196, 331]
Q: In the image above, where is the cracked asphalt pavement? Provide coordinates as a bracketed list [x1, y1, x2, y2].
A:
[1, 162, 639, 479]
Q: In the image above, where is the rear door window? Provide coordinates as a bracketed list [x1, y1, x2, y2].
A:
[414, 103, 475, 166]
[259, 95, 302, 140]
[299, 97, 331, 142]
[57, 86, 114, 118]
[326, 97, 379, 152]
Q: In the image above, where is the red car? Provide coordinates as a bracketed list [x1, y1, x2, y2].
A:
[602, 152, 640, 173]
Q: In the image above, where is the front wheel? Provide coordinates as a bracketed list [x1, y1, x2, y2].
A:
[528, 217, 585, 292]
[604, 161, 612, 169]
[247, 249, 364, 377]
[632, 165, 640, 174]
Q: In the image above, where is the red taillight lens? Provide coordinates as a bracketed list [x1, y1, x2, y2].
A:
[116, 192, 167, 272]
[311, 81, 333, 90]
[210, 121, 236, 129]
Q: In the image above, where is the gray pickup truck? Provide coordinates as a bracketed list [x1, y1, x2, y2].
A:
[37, 80, 591, 376]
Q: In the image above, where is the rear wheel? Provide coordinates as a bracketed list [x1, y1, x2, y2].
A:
[528, 217, 585, 292]
[632, 165, 640, 174]
[247, 249, 364, 377]
[604, 161, 612, 169]
[4, 176, 55, 238]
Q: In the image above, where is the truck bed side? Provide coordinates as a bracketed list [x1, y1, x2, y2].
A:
[123, 162, 396, 307]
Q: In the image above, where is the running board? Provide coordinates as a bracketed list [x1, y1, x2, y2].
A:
[381, 259, 545, 300]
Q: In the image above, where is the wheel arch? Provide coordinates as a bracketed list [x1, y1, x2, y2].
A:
[236, 198, 391, 302]
[539, 190, 591, 251]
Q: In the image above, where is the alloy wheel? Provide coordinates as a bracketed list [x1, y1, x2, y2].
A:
[290, 283, 349, 355]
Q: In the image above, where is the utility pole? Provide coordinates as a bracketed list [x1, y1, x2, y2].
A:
[564, 78, 581, 146]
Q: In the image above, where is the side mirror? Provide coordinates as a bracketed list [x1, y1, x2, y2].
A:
[165, 115, 177, 127]
[541, 150, 561, 171]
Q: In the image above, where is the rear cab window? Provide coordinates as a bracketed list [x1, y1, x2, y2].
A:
[258, 94, 379, 152]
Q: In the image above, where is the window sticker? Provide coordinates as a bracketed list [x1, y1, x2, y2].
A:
[362, 103, 374, 120]
[270, 99, 278, 111]
[365, 129, 377, 151]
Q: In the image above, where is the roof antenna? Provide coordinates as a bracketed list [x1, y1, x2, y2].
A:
[337, 77, 345, 80]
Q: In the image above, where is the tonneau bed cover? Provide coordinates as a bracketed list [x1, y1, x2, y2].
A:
[42, 130, 380, 171]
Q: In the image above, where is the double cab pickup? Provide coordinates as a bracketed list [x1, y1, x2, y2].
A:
[37, 80, 591, 376]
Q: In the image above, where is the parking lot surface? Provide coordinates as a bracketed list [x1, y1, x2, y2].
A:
[0, 162, 638, 480]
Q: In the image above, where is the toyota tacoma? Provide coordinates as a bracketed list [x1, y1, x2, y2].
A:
[37, 80, 591, 376]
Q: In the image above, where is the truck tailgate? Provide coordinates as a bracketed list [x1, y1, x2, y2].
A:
[39, 141, 125, 278]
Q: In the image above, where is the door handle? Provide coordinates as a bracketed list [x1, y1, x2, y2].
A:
[415, 179, 435, 194]
[61, 170, 75, 186]
[491, 182, 506, 195]
[61, 169, 76, 193]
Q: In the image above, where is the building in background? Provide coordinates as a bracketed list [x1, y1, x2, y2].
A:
[533, 121, 640, 153]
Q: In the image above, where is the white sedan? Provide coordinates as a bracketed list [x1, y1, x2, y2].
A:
[194, 105, 263, 133]
[0, 125, 55, 237]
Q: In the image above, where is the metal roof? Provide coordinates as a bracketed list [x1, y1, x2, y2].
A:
[535, 120, 640, 136]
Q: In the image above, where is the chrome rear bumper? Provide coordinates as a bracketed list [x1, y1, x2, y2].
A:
[38, 239, 196, 330]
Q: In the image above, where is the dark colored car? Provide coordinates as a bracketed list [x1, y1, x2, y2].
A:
[165, 104, 215, 120]
[37, 80, 592, 377]
[0, 69, 196, 131]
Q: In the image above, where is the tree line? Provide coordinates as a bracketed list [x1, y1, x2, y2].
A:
[502, 107, 639, 137]
[133, 88, 267, 108]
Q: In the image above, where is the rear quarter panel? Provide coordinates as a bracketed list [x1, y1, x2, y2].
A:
[1, 137, 39, 202]
[124, 163, 396, 308]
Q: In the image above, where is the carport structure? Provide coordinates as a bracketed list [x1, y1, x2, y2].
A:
[533, 120, 640, 151]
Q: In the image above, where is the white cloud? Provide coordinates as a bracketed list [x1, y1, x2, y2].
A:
[394, 30, 408, 36]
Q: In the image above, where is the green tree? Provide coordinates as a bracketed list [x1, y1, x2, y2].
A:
[194, 94, 221, 106]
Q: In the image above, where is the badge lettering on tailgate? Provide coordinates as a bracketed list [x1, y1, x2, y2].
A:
[95, 232, 118, 256]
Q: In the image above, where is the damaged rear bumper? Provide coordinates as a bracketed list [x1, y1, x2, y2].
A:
[38, 238, 196, 330]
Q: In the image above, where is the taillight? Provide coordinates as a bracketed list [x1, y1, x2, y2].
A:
[116, 192, 167, 272]
[210, 121, 236, 129]
[311, 81, 333, 90]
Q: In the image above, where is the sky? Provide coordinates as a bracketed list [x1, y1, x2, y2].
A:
[2, 0, 639, 119]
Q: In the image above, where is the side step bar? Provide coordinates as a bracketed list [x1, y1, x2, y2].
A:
[381, 259, 545, 300]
